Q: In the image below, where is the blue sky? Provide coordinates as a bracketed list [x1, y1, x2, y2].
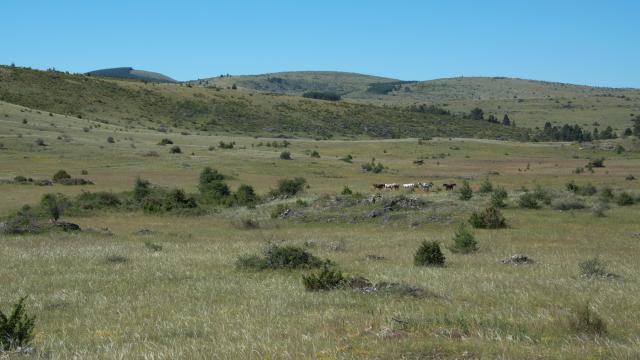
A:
[1, 0, 638, 87]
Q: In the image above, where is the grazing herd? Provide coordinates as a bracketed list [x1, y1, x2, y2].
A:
[372, 182, 456, 191]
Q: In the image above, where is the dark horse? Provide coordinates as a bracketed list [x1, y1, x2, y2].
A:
[443, 183, 457, 191]
[372, 183, 385, 190]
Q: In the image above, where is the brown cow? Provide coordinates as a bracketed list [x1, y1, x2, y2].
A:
[443, 183, 457, 191]
[372, 183, 385, 190]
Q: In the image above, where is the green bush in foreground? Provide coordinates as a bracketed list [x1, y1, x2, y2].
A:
[414, 241, 445, 266]
[449, 224, 478, 253]
[303, 266, 345, 291]
[0, 297, 36, 351]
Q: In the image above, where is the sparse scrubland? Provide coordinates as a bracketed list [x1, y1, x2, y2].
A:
[1, 69, 640, 359]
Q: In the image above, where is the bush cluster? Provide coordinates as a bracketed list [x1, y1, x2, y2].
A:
[303, 266, 345, 291]
[269, 177, 307, 198]
[236, 245, 325, 270]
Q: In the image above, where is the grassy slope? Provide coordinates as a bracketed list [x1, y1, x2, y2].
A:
[0, 66, 525, 140]
[192, 70, 396, 95]
[195, 72, 640, 130]
[1, 103, 639, 358]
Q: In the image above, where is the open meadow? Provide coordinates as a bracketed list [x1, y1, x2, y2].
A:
[1, 99, 640, 359]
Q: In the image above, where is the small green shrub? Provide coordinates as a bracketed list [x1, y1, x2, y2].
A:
[532, 185, 552, 205]
[414, 241, 445, 266]
[279, 151, 292, 160]
[469, 206, 507, 229]
[587, 158, 605, 168]
[169, 145, 181, 154]
[41, 193, 69, 221]
[75, 191, 121, 210]
[106, 255, 128, 264]
[625, 174, 636, 181]
[518, 192, 540, 209]
[449, 224, 478, 253]
[599, 187, 614, 203]
[579, 257, 612, 278]
[157, 138, 173, 145]
[13, 176, 27, 183]
[340, 154, 353, 163]
[576, 183, 597, 196]
[233, 184, 258, 206]
[459, 180, 473, 200]
[566, 181, 579, 192]
[310, 150, 320, 158]
[236, 245, 324, 270]
[52, 170, 71, 182]
[144, 241, 163, 252]
[303, 266, 345, 291]
[0, 297, 36, 351]
[133, 177, 152, 202]
[491, 187, 508, 208]
[269, 177, 307, 198]
[616, 192, 635, 206]
[341, 186, 353, 195]
[568, 303, 606, 336]
[551, 197, 586, 210]
[106, 136, 115, 143]
[361, 159, 384, 173]
[478, 178, 493, 194]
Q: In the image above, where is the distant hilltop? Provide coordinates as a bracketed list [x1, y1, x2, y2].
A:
[86, 67, 177, 83]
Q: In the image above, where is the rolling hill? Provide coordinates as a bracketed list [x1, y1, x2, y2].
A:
[0, 66, 526, 140]
[191, 71, 397, 95]
[194, 72, 640, 131]
[87, 67, 177, 83]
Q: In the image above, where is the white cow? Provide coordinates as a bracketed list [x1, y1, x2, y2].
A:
[417, 182, 434, 191]
[402, 183, 416, 190]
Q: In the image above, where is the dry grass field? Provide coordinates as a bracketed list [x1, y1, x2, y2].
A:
[1, 99, 640, 359]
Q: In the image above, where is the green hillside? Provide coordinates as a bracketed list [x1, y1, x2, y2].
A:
[87, 67, 177, 83]
[0, 66, 525, 140]
[192, 71, 397, 95]
[193, 72, 640, 131]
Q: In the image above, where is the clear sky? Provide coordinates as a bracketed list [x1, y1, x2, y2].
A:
[1, 0, 638, 87]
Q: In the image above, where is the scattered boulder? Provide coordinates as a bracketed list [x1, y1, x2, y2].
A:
[135, 228, 153, 235]
[501, 254, 532, 265]
[360, 282, 427, 298]
[364, 254, 385, 261]
[365, 193, 383, 204]
[345, 276, 373, 289]
[366, 207, 388, 218]
[55, 222, 81, 232]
